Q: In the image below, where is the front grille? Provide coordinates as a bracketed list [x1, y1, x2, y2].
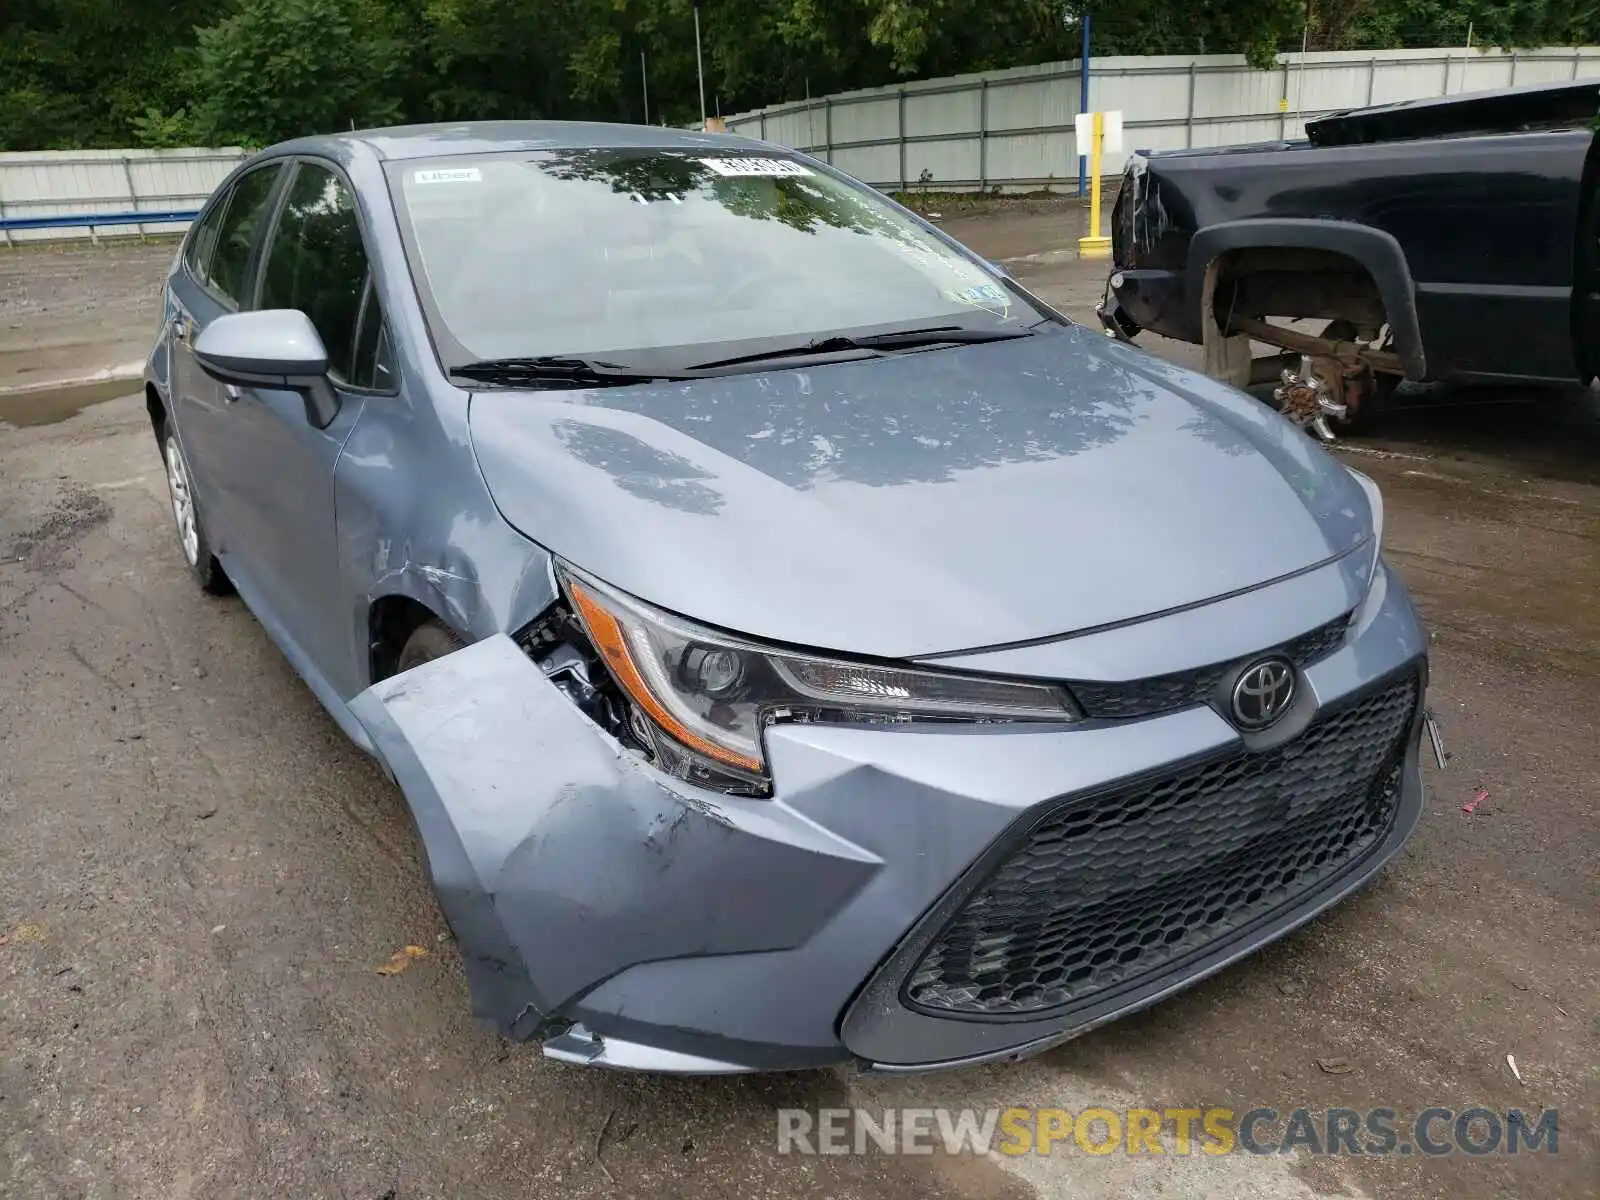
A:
[1069, 613, 1351, 722]
[904, 671, 1418, 1018]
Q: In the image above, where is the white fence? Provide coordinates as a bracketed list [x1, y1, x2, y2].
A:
[0, 147, 246, 245]
[725, 45, 1600, 192]
[4, 44, 1598, 244]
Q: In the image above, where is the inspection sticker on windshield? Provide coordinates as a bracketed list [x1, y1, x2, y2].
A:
[950, 282, 1010, 311]
[698, 157, 811, 177]
[413, 167, 482, 184]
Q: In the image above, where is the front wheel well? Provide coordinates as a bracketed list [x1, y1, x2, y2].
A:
[1200, 247, 1404, 435]
[1210, 247, 1388, 335]
[369, 595, 452, 683]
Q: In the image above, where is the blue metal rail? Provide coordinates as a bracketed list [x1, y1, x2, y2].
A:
[0, 208, 198, 232]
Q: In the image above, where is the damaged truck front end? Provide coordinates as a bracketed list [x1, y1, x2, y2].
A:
[1102, 80, 1600, 436]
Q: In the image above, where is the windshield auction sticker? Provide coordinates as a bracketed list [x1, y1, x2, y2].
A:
[947, 279, 1011, 317]
[413, 168, 482, 184]
[697, 157, 812, 177]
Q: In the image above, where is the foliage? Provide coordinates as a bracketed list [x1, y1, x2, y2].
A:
[1075, 0, 1306, 68]
[2, 0, 1599, 150]
[129, 107, 199, 150]
[0, 0, 215, 149]
[187, 0, 404, 145]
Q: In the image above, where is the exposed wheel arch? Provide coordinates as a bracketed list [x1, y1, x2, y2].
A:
[1196, 248, 1405, 437]
[1187, 218, 1426, 381]
[396, 620, 468, 675]
[1211, 246, 1387, 334]
[369, 595, 462, 683]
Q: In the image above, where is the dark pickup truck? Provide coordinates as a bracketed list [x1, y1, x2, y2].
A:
[1099, 79, 1600, 436]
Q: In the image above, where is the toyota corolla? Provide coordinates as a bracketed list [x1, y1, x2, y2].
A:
[144, 122, 1429, 1074]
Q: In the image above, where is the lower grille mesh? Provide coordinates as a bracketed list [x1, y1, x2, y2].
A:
[904, 672, 1419, 1018]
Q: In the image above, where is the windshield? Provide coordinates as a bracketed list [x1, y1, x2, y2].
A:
[388, 148, 1041, 366]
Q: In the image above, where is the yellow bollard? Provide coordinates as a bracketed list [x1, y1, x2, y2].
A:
[1078, 110, 1112, 259]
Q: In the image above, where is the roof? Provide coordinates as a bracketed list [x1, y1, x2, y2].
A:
[1305, 78, 1600, 147]
[264, 121, 771, 163]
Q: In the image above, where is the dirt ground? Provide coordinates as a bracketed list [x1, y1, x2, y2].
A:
[0, 240, 173, 389]
[0, 220, 1595, 1200]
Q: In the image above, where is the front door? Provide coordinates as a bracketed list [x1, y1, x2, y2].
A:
[170, 161, 287, 557]
[210, 159, 393, 696]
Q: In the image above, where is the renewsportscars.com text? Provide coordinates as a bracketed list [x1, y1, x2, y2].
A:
[776, 1106, 1559, 1157]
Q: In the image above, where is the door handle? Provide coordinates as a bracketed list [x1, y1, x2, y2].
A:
[169, 314, 189, 344]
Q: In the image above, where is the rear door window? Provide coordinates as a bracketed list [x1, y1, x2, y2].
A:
[207, 164, 284, 308]
[184, 193, 230, 285]
[257, 162, 372, 382]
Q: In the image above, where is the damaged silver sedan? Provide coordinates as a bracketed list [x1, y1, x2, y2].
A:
[145, 122, 1428, 1074]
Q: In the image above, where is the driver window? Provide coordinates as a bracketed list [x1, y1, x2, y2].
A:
[205, 163, 283, 307]
[258, 162, 371, 382]
[184, 192, 230, 285]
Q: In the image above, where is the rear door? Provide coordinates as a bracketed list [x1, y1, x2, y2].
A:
[169, 161, 287, 554]
[208, 158, 395, 693]
[165, 192, 226, 422]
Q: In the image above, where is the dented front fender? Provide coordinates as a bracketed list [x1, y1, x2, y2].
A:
[349, 635, 880, 1036]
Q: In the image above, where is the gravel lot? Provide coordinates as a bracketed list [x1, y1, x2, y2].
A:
[1, 225, 1596, 1200]
[0, 240, 172, 388]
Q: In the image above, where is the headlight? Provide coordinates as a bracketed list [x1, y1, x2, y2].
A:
[557, 564, 1079, 796]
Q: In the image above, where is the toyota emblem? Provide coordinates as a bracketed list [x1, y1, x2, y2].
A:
[1231, 659, 1295, 730]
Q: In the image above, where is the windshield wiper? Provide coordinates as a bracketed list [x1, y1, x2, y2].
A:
[689, 325, 1033, 371]
[450, 356, 701, 389]
[454, 326, 1035, 385]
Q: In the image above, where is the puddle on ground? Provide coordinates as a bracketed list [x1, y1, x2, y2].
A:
[0, 378, 137, 428]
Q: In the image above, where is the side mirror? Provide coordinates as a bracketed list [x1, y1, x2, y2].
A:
[193, 309, 340, 428]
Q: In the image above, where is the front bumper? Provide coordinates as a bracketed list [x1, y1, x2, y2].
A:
[352, 561, 1427, 1074]
[1104, 267, 1198, 344]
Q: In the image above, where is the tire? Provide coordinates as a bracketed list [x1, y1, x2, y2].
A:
[396, 620, 467, 674]
[159, 421, 232, 595]
[1323, 320, 1399, 435]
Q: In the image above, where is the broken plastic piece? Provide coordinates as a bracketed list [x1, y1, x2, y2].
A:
[543, 1022, 753, 1074]
[1423, 709, 1447, 769]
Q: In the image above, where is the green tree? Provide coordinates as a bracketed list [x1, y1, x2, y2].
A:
[1305, 0, 1600, 50]
[129, 107, 200, 149]
[1074, 0, 1306, 68]
[187, 0, 404, 145]
[0, 0, 215, 150]
[5, 0, 1600, 151]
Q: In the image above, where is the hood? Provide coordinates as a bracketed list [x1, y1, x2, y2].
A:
[468, 325, 1373, 659]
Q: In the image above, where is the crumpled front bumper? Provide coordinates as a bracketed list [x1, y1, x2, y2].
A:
[1102, 267, 1197, 344]
[351, 561, 1427, 1074]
